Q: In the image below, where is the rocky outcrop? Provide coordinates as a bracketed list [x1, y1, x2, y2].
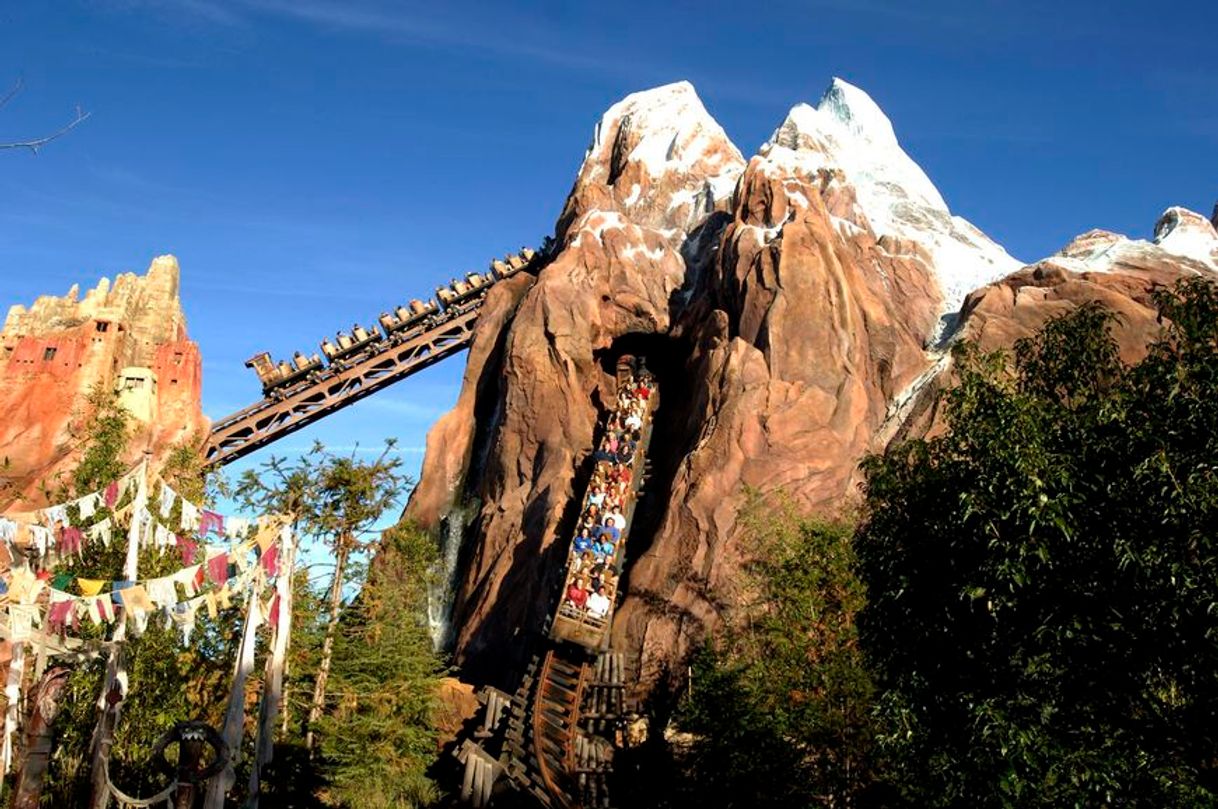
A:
[0, 256, 206, 510]
[889, 210, 1218, 442]
[406, 78, 1217, 701]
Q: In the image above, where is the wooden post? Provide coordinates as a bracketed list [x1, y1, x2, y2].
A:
[9, 668, 70, 809]
[88, 455, 148, 809]
[172, 732, 207, 809]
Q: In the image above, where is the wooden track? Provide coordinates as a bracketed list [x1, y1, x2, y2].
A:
[531, 650, 588, 809]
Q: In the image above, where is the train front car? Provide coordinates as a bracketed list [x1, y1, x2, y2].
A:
[244, 350, 324, 398]
[244, 352, 281, 395]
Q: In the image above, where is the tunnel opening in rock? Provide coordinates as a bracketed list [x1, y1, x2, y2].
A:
[591, 330, 701, 592]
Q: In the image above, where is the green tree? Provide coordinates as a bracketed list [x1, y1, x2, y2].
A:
[316, 521, 445, 809]
[856, 279, 1218, 806]
[236, 442, 408, 753]
[234, 445, 444, 807]
[670, 497, 880, 809]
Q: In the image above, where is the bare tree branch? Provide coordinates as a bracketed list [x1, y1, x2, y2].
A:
[1, 107, 91, 154]
[0, 77, 91, 154]
[0, 78, 23, 114]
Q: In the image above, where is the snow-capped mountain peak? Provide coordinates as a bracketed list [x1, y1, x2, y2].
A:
[819, 77, 901, 150]
[588, 81, 743, 181]
[1153, 206, 1218, 271]
[761, 77, 1021, 323]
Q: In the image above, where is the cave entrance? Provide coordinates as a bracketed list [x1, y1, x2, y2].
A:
[591, 330, 699, 595]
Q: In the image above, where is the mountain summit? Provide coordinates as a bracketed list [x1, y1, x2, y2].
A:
[764, 78, 1021, 318]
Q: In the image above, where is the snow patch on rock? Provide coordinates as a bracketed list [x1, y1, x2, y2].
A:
[1048, 210, 1218, 275]
[570, 210, 629, 248]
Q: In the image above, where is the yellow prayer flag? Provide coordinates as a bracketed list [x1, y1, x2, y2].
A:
[77, 578, 106, 597]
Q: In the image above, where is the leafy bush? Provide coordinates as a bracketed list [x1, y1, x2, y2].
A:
[857, 279, 1218, 806]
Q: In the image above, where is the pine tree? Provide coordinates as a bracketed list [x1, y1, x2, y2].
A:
[317, 521, 445, 808]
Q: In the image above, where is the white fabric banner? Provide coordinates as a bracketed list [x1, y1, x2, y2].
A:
[205, 580, 264, 809]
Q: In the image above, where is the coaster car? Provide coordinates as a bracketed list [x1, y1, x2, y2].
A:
[378, 298, 438, 337]
[436, 273, 492, 309]
[321, 324, 381, 363]
[245, 350, 322, 396]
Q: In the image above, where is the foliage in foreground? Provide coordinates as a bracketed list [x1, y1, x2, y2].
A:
[671, 498, 881, 808]
[42, 395, 236, 805]
[25, 405, 445, 807]
[316, 521, 446, 809]
[857, 279, 1218, 806]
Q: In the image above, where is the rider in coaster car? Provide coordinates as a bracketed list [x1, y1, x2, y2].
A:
[567, 578, 589, 611]
[587, 484, 606, 508]
[587, 585, 611, 619]
[595, 517, 621, 545]
[573, 527, 595, 555]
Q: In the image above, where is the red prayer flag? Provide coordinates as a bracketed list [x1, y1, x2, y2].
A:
[261, 544, 279, 578]
[207, 553, 229, 585]
[48, 600, 74, 633]
[200, 510, 225, 538]
[179, 536, 198, 566]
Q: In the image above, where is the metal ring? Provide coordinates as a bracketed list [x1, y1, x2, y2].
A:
[151, 720, 230, 784]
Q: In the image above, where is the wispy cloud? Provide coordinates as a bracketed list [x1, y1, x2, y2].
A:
[99, 0, 248, 27]
[117, 0, 624, 74]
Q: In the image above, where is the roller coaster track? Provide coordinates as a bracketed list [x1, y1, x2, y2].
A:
[455, 357, 649, 808]
[532, 650, 587, 808]
[204, 303, 482, 468]
[461, 650, 617, 808]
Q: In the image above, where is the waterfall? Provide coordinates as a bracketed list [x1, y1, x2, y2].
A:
[427, 499, 476, 651]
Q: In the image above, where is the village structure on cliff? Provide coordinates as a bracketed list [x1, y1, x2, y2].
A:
[1, 13, 1217, 804]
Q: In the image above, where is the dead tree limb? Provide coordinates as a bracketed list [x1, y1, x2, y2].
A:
[0, 77, 90, 154]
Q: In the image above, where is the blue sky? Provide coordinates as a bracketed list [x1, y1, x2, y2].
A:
[1, 0, 1215, 492]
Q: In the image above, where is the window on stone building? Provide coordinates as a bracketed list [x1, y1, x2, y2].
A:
[42, 347, 57, 362]
[96, 321, 110, 332]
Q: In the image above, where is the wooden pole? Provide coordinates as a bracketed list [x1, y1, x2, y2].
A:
[8, 667, 70, 809]
[305, 531, 350, 752]
[87, 455, 148, 809]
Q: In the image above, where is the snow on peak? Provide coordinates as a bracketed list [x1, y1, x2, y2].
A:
[1048, 207, 1218, 276]
[566, 81, 745, 238]
[761, 77, 1021, 322]
[588, 81, 743, 181]
[818, 77, 901, 151]
[1153, 206, 1218, 270]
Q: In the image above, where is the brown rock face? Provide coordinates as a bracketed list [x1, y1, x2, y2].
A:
[406, 80, 1218, 702]
[407, 81, 941, 691]
[891, 219, 1218, 443]
[0, 256, 206, 509]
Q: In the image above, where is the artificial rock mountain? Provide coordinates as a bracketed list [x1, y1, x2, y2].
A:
[0, 256, 206, 511]
[405, 78, 1218, 698]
